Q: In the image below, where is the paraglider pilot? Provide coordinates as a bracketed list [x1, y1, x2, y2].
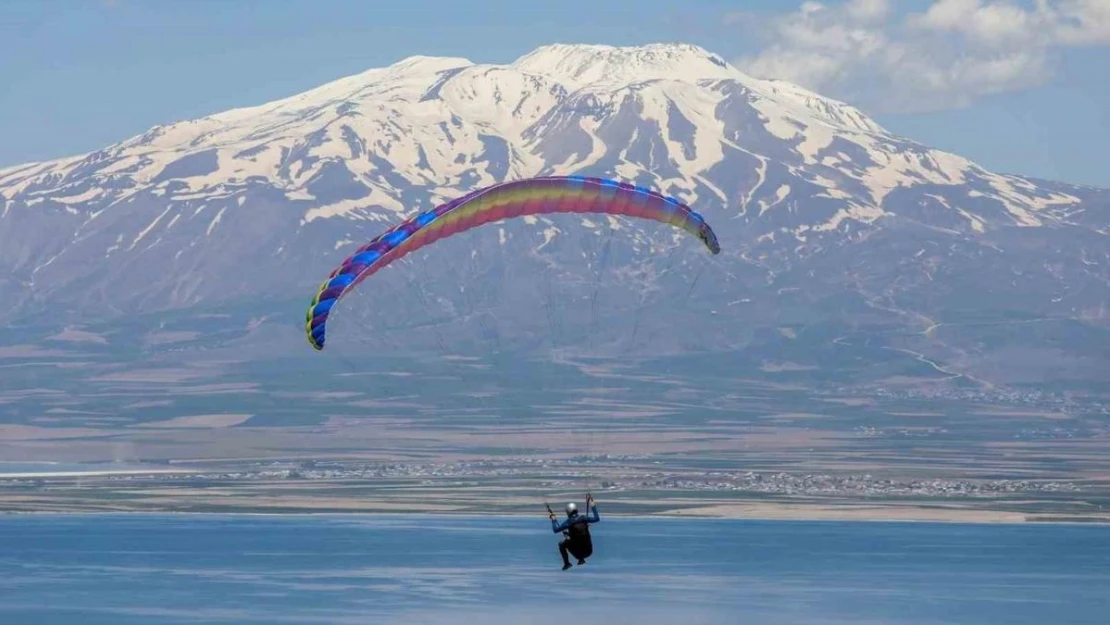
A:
[549, 494, 600, 570]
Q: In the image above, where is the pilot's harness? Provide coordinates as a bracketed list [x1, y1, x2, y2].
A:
[546, 492, 591, 539]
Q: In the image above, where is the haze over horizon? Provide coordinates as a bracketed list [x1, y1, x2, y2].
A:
[2, 0, 1109, 187]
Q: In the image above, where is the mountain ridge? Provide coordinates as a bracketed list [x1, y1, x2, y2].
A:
[0, 42, 1105, 390]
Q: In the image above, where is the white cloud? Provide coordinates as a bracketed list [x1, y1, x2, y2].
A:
[734, 0, 1110, 113]
[845, 0, 892, 23]
[1053, 0, 1110, 44]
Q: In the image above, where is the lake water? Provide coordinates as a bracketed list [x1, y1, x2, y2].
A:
[0, 514, 1106, 624]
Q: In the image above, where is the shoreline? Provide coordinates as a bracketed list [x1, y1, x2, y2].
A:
[1, 506, 1105, 526]
[0, 469, 198, 479]
[3, 462, 1106, 526]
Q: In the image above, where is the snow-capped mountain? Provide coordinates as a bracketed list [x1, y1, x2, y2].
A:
[0, 43, 1106, 387]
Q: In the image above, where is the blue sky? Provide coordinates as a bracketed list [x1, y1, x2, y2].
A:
[1, 0, 1107, 186]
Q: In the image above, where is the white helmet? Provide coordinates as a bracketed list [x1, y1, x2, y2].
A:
[565, 502, 578, 515]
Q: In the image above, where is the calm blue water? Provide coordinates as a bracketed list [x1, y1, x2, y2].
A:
[0, 514, 1106, 624]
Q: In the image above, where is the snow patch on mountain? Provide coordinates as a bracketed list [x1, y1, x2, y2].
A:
[755, 79, 886, 135]
[0, 41, 1101, 309]
[513, 43, 737, 88]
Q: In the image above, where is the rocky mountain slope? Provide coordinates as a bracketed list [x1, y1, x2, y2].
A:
[0, 43, 1106, 390]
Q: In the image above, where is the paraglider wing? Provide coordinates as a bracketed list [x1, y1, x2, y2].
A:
[305, 175, 721, 351]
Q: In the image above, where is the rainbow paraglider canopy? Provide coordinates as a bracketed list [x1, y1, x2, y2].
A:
[305, 175, 721, 351]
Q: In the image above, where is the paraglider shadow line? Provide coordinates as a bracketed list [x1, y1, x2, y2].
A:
[584, 222, 621, 490]
[624, 242, 682, 356]
[588, 225, 616, 352]
[396, 252, 451, 356]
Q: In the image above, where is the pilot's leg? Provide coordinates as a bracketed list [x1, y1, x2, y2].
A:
[558, 539, 573, 570]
